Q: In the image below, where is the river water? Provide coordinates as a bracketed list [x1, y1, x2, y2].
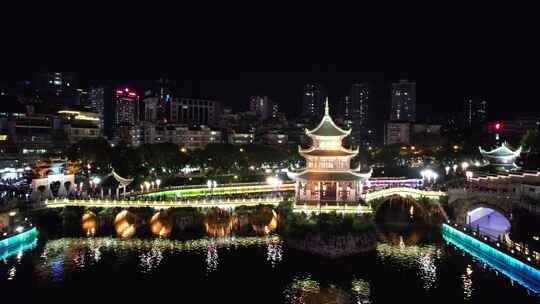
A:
[0, 227, 538, 303]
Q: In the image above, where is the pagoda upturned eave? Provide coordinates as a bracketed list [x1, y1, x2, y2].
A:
[287, 168, 372, 182]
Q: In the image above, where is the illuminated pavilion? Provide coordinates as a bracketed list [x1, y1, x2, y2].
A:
[287, 99, 372, 204]
[479, 143, 522, 171]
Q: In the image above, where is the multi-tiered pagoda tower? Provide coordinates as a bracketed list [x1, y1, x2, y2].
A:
[288, 99, 372, 204]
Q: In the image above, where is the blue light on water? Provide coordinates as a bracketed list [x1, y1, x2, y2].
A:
[443, 223, 540, 295]
[0, 227, 38, 261]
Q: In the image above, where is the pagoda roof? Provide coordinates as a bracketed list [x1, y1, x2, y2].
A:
[479, 143, 522, 158]
[287, 168, 372, 182]
[305, 98, 351, 137]
[299, 146, 359, 157]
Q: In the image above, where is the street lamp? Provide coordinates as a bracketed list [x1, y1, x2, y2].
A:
[465, 171, 474, 181]
[156, 179, 161, 189]
[452, 164, 458, 172]
[266, 176, 282, 189]
[207, 180, 217, 194]
[445, 166, 450, 175]
[461, 162, 469, 171]
[140, 184, 144, 193]
[144, 181, 150, 192]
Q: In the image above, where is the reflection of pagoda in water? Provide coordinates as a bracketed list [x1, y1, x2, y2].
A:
[479, 143, 522, 171]
[287, 99, 371, 204]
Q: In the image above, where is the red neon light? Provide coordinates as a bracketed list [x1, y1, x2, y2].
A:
[128, 92, 137, 97]
[495, 123, 501, 130]
[115, 90, 123, 94]
[124, 88, 129, 92]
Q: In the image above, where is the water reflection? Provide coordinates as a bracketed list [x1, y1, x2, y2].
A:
[284, 276, 353, 304]
[251, 208, 278, 235]
[34, 236, 281, 281]
[7, 266, 15, 280]
[204, 208, 237, 238]
[266, 238, 282, 268]
[114, 210, 136, 239]
[81, 212, 97, 236]
[150, 212, 172, 238]
[462, 264, 474, 300]
[351, 278, 371, 303]
[205, 244, 218, 274]
[139, 240, 164, 274]
[377, 230, 441, 291]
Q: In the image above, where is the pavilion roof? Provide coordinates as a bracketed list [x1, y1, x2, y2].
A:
[479, 143, 522, 158]
[305, 98, 350, 137]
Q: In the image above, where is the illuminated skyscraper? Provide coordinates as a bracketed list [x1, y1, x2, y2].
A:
[302, 83, 326, 118]
[464, 98, 488, 127]
[112, 88, 139, 136]
[390, 79, 416, 122]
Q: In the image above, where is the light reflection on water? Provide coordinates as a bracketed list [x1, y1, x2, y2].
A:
[377, 242, 441, 291]
[32, 236, 282, 281]
[0, 228, 537, 303]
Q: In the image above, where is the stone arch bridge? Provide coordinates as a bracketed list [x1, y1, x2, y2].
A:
[447, 189, 521, 225]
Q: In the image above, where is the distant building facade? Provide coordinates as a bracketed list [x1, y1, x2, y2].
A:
[464, 99, 488, 127]
[390, 79, 416, 122]
[301, 83, 326, 118]
[249, 96, 278, 121]
[344, 83, 373, 146]
[33, 72, 78, 106]
[384, 122, 441, 145]
[142, 78, 175, 123]
[170, 97, 222, 127]
[113, 88, 139, 138]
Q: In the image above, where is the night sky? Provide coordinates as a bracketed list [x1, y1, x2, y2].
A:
[2, 4, 540, 120]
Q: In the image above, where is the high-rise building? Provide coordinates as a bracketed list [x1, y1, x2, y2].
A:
[464, 99, 488, 127]
[343, 83, 373, 146]
[249, 96, 278, 121]
[347, 83, 370, 127]
[142, 78, 175, 123]
[33, 72, 78, 105]
[74, 89, 89, 107]
[112, 88, 139, 137]
[390, 79, 416, 122]
[170, 97, 222, 127]
[88, 86, 112, 132]
[301, 83, 326, 117]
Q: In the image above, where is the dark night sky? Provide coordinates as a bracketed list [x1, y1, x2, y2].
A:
[1, 4, 540, 120]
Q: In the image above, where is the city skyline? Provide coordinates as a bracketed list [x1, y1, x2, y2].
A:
[2, 7, 540, 120]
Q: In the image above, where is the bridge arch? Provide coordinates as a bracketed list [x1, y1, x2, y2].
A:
[371, 195, 432, 224]
[465, 205, 511, 239]
[450, 197, 514, 227]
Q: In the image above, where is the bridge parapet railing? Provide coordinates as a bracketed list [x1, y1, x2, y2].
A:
[364, 187, 447, 202]
[448, 189, 540, 213]
[45, 196, 283, 208]
[446, 221, 540, 268]
[138, 181, 295, 196]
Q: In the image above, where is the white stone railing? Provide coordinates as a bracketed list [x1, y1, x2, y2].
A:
[364, 187, 447, 202]
[44, 196, 284, 209]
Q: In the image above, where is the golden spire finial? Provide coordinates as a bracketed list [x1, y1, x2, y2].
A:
[324, 97, 329, 116]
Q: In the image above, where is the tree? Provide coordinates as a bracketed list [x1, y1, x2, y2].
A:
[66, 137, 113, 173]
[520, 130, 540, 152]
